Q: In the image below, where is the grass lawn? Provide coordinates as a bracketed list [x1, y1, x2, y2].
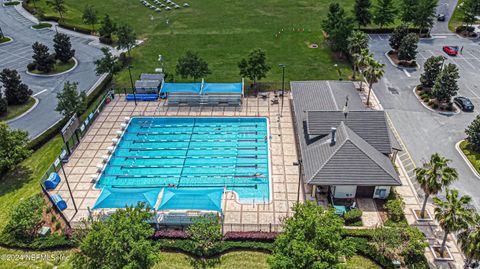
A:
[0, 36, 12, 44]
[459, 140, 480, 174]
[0, 97, 36, 122]
[0, 247, 71, 269]
[449, 0, 465, 32]
[0, 135, 63, 229]
[32, 22, 52, 29]
[30, 59, 76, 75]
[27, 0, 365, 87]
[346, 255, 382, 269]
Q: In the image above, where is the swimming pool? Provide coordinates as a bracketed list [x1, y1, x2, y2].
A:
[97, 117, 271, 203]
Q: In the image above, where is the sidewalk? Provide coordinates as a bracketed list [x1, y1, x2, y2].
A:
[362, 83, 465, 269]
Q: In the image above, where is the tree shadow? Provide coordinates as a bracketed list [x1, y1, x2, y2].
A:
[187, 256, 221, 269]
[0, 165, 34, 197]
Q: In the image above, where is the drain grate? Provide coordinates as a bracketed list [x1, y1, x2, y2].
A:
[388, 87, 399, 94]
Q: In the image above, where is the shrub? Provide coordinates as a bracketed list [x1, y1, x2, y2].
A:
[51, 214, 57, 223]
[428, 100, 434, 106]
[3, 194, 45, 239]
[383, 198, 405, 222]
[350, 237, 394, 269]
[99, 36, 113, 45]
[152, 230, 190, 239]
[423, 97, 430, 103]
[420, 93, 428, 99]
[224, 231, 279, 242]
[4, 1, 20, 6]
[343, 208, 363, 225]
[432, 103, 438, 109]
[27, 62, 37, 71]
[0, 232, 75, 250]
[55, 222, 62, 230]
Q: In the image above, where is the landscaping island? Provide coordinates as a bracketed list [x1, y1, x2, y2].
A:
[415, 86, 457, 113]
[0, 36, 12, 44]
[0, 97, 36, 122]
[32, 22, 52, 30]
[28, 58, 76, 76]
[459, 140, 480, 174]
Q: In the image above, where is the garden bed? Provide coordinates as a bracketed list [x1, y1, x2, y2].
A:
[29, 58, 76, 76]
[459, 140, 480, 175]
[412, 209, 433, 222]
[455, 26, 478, 38]
[387, 51, 417, 68]
[430, 246, 454, 261]
[32, 22, 52, 30]
[0, 97, 36, 122]
[0, 36, 12, 44]
[414, 86, 458, 114]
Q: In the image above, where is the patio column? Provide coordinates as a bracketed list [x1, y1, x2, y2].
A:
[311, 185, 317, 197]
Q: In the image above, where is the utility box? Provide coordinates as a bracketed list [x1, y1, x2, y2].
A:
[392, 260, 401, 269]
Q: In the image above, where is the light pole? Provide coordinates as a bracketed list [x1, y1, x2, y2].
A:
[334, 64, 342, 80]
[278, 64, 286, 117]
[127, 65, 136, 106]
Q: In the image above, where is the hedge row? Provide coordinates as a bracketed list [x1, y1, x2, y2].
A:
[0, 232, 75, 250]
[350, 237, 394, 269]
[152, 230, 279, 242]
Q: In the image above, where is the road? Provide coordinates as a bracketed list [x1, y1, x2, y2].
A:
[369, 34, 480, 209]
[0, 5, 104, 138]
[431, 0, 458, 34]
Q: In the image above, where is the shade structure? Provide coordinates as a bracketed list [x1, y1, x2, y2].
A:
[160, 83, 201, 94]
[202, 83, 242, 94]
[158, 188, 224, 212]
[92, 187, 161, 209]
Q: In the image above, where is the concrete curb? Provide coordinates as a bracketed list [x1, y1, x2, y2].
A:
[455, 140, 480, 179]
[26, 57, 78, 77]
[384, 51, 420, 70]
[6, 97, 39, 123]
[412, 86, 459, 116]
[0, 36, 14, 46]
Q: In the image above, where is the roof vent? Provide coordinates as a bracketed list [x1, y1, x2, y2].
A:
[330, 127, 337, 145]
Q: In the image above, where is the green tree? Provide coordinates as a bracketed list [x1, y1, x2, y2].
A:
[432, 63, 459, 103]
[3, 195, 44, 239]
[414, 153, 458, 219]
[0, 122, 31, 174]
[30, 0, 38, 8]
[373, 0, 396, 28]
[187, 214, 223, 257]
[55, 81, 87, 117]
[53, 33, 75, 63]
[82, 4, 98, 32]
[116, 24, 136, 57]
[347, 31, 369, 79]
[461, 0, 480, 27]
[322, 3, 354, 53]
[176, 51, 211, 82]
[372, 227, 402, 257]
[400, 0, 417, 24]
[98, 15, 116, 42]
[433, 189, 475, 257]
[47, 0, 66, 20]
[268, 202, 355, 269]
[465, 115, 480, 152]
[458, 213, 480, 269]
[0, 69, 32, 105]
[238, 48, 271, 86]
[420, 56, 443, 88]
[353, 0, 372, 28]
[412, 0, 438, 35]
[31, 42, 55, 73]
[71, 204, 159, 269]
[353, 49, 372, 88]
[363, 58, 385, 106]
[397, 33, 419, 62]
[389, 24, 409, 51]
[94, 47, 122, 77]
[0, 88, 7, 115]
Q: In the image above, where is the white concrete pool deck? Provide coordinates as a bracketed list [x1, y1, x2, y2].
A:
[51, 93, 300, 231]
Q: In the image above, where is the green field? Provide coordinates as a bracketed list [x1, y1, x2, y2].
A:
[28, 0, 359, 87]
[0, 97, 36, 122]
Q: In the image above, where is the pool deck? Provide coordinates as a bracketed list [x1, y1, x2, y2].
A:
[51, 93, 300, 231]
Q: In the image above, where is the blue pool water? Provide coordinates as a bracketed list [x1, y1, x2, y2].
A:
[97, 117, 270, 203]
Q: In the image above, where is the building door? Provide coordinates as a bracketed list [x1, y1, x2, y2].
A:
[356, 186, 375, 198]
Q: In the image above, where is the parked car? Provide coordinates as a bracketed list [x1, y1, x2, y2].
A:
[454, 96, 474, 112]
[437, 14, 446, 21]
[443, 46, 459, 56]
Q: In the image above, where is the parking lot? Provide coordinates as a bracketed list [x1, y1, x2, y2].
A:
[369, 34, 480, 209]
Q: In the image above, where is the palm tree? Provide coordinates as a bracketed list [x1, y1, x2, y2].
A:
[458, 213, 480, 268]
[363, 58, 385, 106]
[414, 153, 458, 219]
[433, 189, 474, 258]
[354, 49, 372, 90]
[347, 31, 369, 80]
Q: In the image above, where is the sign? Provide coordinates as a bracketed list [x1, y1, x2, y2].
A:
[61, 115, 80, 142]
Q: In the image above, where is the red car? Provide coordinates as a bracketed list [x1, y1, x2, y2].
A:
[443, 46, 459, 56]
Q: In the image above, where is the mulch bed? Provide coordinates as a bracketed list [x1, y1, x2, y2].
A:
[387, 51, 417, 68]
[415, 86, 458, 113]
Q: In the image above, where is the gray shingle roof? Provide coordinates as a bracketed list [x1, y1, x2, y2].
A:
[292, 80, 401, 187]
[135, 80, 161, 88]
[306, 110, 394, 155]
[140, 73, 164, 81]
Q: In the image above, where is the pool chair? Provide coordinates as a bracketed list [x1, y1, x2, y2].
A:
[51, 194, 67, 211]
[334, 205, 348, 216]
[44, 172, 61, 190]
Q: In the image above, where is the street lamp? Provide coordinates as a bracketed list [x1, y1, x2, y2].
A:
[127, 65, 137, 106]
[278, 64, 286, 117]
[334, 64, 342, 80]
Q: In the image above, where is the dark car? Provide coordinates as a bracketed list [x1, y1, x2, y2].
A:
[437, 14, 446, 21]
[454, 96, 474, 112]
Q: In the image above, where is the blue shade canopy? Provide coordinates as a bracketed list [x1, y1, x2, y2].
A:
[93, 187, 161, 209]
[161, 83, 201, 93]
[202, 83, 242, 94]
[158, 188, 224, 212]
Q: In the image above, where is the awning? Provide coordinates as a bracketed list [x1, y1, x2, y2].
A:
[160, 83, 201, 93]
[202, 83, 242, 94]
[92, 187, 161, 209]
[158, 188, 224, 212]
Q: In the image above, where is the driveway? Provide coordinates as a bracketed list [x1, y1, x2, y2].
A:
[0, 5, 104, 138]
[431, 0, 459, 34]
[369, 34, 480, 209]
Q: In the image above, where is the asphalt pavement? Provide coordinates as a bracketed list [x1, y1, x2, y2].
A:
[431, 0, 458, 34]
[369, 34, 480, 209]
[0, 4, 104, 138]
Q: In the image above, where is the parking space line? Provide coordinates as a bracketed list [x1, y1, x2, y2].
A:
[403, 69, 411, 77]
[33, 89, 48, 97]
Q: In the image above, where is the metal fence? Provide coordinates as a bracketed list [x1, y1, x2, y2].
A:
[39, 90, 115, 227]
